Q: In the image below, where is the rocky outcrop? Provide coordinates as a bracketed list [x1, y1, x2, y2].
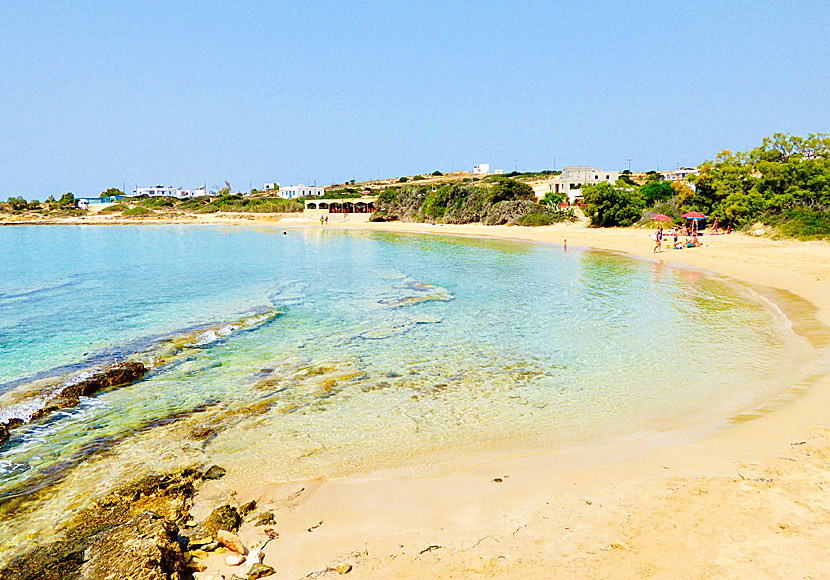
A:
[79, 512, 186, 580]
[1, 362, 147, 450]
[0, 467, 204, 580]
[46, 362, 147, 413]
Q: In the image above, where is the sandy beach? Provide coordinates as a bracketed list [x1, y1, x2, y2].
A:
[6, 213, 830, 579]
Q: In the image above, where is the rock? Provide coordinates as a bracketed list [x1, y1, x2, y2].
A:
[0, 423, 8, 447]
[187, 535, 213, 549]
[0, 467, 202, 580]
[226, 553, 246, 566]
[202, 541, 220, 551]
[202, 465, 227, 480]
[254, 512, 275, 526]
[217, 529, 247, 554]
[204, 504, 241, 538]
[239, 500, 257, 516]
[79, 511, 187, 580]
[189, 424, 217, 440]
[336, 563, 353, 574]
[248, 563, 276, 579]
[62, 362, 146, 401]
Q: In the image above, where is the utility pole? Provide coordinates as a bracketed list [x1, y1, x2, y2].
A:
[514, 159, 518, 172]
[626, 158, 633, 171]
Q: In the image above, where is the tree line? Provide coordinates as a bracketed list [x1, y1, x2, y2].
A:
[581, 133, 830, 239]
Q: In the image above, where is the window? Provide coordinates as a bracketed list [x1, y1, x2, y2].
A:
[606, 175, 609, 179]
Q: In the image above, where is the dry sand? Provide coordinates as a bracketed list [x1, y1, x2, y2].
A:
[6, 213, 830, 579]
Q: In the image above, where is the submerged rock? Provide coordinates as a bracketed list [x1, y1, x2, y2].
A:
[202, 465, 227, 480]
[336, 563, 353, 574]
[204, 505, 241, 538]
[79, 511, 186, 580]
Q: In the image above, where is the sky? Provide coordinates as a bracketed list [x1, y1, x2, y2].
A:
[1, 1, 828, 199]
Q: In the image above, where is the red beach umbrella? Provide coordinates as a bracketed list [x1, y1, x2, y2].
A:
[682, 211, 707, 219]
[651, 214, 672, 222]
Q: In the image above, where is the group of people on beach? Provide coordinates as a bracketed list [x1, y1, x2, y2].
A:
[653, 224, 703, 253]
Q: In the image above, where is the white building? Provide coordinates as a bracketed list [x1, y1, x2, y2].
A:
[132, 186, 181, 198]
[183, 187, 208, 198]
[131, 186, 208, 199]
[543, 166, 622, 203]
[659, 168, 698, 183]
[493, 168, 505, 175]
[264, 182, 279, 191]
[472, 163, 490, 175]
[279, 184, 326, 199]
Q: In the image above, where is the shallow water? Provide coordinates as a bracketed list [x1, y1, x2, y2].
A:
[0, 224, 821, 555]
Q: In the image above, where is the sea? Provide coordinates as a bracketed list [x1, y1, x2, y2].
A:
[0, 224, 823, 557]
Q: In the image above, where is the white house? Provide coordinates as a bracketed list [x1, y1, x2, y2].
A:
[182, 187, 208, 198]
[543, 166, 622, 202]
[131, 186, 208, 199]
[659, 168, 698, 183]
[132, 186, 182, 198]
[264, 182, 279, 191]
[472, 163, 490, 175]
[279, 184, 326, 199]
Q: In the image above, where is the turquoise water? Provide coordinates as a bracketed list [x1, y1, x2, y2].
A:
[0, 224, 816, 552]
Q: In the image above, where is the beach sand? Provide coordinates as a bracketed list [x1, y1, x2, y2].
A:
[6, 213, 830, 578]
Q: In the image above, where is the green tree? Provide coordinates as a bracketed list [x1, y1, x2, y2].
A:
[100, 187, 124, 198]
[6, 196, 28, 211]
[489, 178, 534, 204]
[639, 180, 674, 206]
[58, 192, 75, 207]
[581, 182, 644, 227]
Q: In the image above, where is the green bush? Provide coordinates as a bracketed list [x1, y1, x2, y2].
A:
[100, 204, 127, 213]
[122, 206, 151, 216]
[398, 177, 409, 183]
[519, 212, 558, 226]
[431, 171, 443, 176]
[767, 206, 830, 240]
[582, 182, 644, 227]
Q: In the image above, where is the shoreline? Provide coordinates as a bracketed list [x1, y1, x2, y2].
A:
[191, 218, 830, 579]
[5, 214, 830, 578]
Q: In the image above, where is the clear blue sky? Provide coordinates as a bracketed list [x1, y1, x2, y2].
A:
[2, 1, 828, 199]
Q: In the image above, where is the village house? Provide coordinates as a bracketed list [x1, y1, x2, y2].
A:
[279, 184, 326, 199]
[538, 166, 622, 202]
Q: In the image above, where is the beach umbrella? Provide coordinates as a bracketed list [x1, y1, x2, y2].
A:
[682, 211, 707, 220]
[651, 214, 672, 222]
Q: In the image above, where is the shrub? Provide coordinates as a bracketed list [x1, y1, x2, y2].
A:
[766, 206, 830, 240]
[519, 212, 558, 226]
[431, 171, 443, 176]
[582, 182, 644, 227]
[100, 204, 127, 213]
[122, 206, 151, 216]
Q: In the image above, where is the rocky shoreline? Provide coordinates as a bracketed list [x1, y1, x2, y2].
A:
[0, 362, 146, 450]
[0, 465, 280, 580]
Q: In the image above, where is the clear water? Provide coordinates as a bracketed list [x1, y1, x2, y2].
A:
[0, 225, 818, 555]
